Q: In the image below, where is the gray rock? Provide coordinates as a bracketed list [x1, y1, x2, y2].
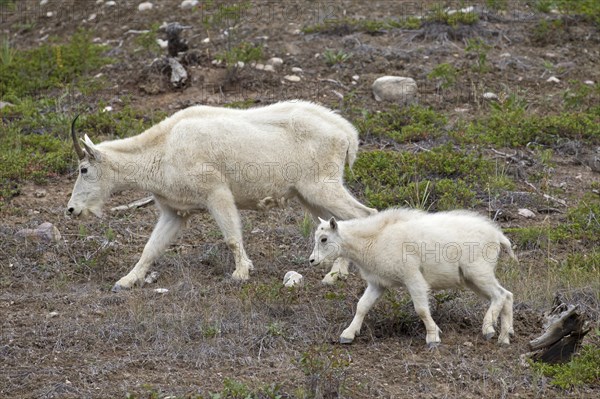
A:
[372, 76, 417, 103]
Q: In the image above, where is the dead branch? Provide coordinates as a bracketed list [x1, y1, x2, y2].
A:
[111, 196, 155, 212]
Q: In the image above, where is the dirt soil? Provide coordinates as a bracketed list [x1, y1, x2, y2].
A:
[1, 1, 599, 398]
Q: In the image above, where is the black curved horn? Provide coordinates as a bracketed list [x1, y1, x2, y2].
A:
[71, 115, 85, 160]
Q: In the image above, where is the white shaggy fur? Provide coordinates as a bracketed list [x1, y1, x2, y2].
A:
[66, 101, 376, 291]
[309, 208, 517, 346]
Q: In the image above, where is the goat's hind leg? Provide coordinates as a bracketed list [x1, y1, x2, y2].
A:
[113, 206, 186, 292]
[405, 275, 441, 347]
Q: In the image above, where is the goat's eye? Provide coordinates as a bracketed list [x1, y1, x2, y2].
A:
[320, 237, 327, 243]
[80, 167, 88, 174]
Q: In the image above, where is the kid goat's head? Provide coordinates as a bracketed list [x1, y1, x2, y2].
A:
[66, 116, 111, 218]
[309, 217, 342, 266]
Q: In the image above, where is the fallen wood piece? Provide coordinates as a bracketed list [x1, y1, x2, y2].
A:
[527, 294, 590, 364]
[111, 196, 154, 212]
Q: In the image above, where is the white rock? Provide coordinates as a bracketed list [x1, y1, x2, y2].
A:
[105, 1, 116, 6]
[284, 75, 301, 82]
[546, 76, 560, 83]
[352, 75, 360, 81]
[154, 288, 169, 294]
[40, 0, 48, 5]
[372, 76, 418, 103]
[235, 61, 245, 69]
[266, 57, 283, 67]
[263, 64, 275, 72]
[483, 92, 498, 100]
[291, 67, 303, 73]
[254, 63, 265, 70]
[88, 13, 96, 21]
[34, 189, 47, 198]
[180, 0, 198, 9]
[46, 11, 54, 17]
[500, 52, 511, 58]
[584, 80, 595, 85]
[145, 271, 160, 284]
[102, 106, 113, 112]
[168, 57, 187, 87]
[16, 222, 61, 243]
[138, 2, 153, 11]
[157, 38, 168, 49]
[518, 208, 536, 219]
[283, 271, 303, 287]
[47, 311, 59, 318]
[202, 37, 210, 44]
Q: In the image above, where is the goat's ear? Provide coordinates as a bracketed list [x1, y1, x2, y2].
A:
[318, 217, 327, 224]
[329, 217, 338, 230]
[82, 134, 102, 161]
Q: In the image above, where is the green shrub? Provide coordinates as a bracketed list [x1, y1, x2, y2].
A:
[531, 344, 600, 389]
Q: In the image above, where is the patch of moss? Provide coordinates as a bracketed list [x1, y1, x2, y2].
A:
[348, 145, 494, 210]
[355, 105, 447, 144]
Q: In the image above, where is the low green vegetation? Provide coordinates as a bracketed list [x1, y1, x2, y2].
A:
[426, 7, 479, 26]
[355, 104, 447, 143]
[322, 49, 352, 67]
[533, 0, 600, 24]
[531, 344, 600, 389]
[348, 145, 494, 210]
[0, 30, 110, 101]
[216, 41, 263, 68]
[427, 63, 458, 90]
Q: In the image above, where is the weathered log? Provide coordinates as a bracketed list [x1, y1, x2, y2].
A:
[527, 294, 590, 364]
[111, 196, 154, 212]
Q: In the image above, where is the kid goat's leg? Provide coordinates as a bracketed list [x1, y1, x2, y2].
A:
[113, 207, 186, 291]
[340, 282, 385, 344]
[405, 274, 441, 347]
[206, 187, 253, 281]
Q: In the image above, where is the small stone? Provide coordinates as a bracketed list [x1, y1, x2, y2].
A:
[266, 57, 283, 67]
[500, 52, 511, 58]
[0, 101, 14, 110]
[372, 76, 417, 103]
[154, 288, 169, 294]
[34, 189, 47, 198]
[254, 63, 265, 70]
[235, 61, 245, 69]
[545, 52, 557, 58]
[546, 76, 560, 83]
[46, 11, 54, 17]
[47, 311, 59, 318]
[483, 92, 498, 100]
[202, 37, 210, 44]
[40, 0, 48, 5]
[352, 75, 360, 81]
[88, 13, 96, 21]
[263, 64, 275, 72]
[180, 0, 198, 9]
[291, 67, 303, 73]
[463, 341, 473, 347]
[145, 271, 160, 284]
[105, 1, 116, 6]
[284, 75, 301, 82]
[157, 38, 168, 49]
[283, 271, 303, 287]
[102, 106, 113, 112]
[138, 2, 153, 11]
[584, 80, 595, 85]
[518, 208, 536, 219]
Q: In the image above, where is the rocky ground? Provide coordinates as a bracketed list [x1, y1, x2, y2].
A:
[1, 1, 599, 398]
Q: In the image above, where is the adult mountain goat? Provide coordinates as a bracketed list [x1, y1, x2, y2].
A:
[66, 101, 376, 292]
[309, 208, 517, 347]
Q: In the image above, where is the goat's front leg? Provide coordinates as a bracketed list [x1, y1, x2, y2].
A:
[112, 208, 186, 292]
[206, 188, 253, 281]
[340, 282, 385, 344]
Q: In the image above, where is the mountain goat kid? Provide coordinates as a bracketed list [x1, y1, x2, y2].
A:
[309, 208, 517, 347]
[66, 101, 376, 292]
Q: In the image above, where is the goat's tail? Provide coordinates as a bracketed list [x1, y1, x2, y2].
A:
[500, 234, 518, 262]
[345, 128, 359, 168]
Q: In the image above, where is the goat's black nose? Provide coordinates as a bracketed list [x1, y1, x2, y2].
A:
[309, 258, 315, 264]
[67, 207, 74, 214]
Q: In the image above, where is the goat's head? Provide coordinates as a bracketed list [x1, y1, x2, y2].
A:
[309, 217, 342, 266]
[66, 116, 112, 218]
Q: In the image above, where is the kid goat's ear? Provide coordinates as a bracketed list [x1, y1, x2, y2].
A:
[329, 217, 338, 230]
[82, 134, 102, 161]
